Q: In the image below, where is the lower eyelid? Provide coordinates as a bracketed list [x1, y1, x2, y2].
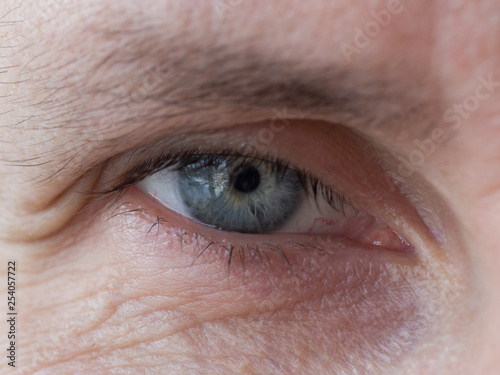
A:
[127, 186, 413, 263]
[106, 188, 430, 367]
[108, 188, 421, 291]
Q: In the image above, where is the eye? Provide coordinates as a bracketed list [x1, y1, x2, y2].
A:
[99, 119, 433, 261]
[139, 155, 303, 234]
[136, 151, 411, 252]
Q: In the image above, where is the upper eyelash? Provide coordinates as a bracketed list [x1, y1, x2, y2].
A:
[99, 146, 349, 213]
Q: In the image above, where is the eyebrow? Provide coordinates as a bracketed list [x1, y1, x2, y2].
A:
[21, 31, 441, 183]
[85, 38, 439, 138]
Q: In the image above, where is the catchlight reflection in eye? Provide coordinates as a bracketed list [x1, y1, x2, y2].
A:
[137, 153, 411, 252]
[178, 155, 303, 233]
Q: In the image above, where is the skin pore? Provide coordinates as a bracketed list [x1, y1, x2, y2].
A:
[0, 0, 499, 374]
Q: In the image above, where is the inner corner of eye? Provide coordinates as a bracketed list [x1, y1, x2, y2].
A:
[133, 152, 412, 252]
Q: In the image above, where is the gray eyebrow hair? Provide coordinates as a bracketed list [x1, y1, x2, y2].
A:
[14, 32, 440, 183]
[77, 37, 440, 140]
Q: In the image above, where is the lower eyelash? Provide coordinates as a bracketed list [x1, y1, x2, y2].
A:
[108, 204, 325, 275]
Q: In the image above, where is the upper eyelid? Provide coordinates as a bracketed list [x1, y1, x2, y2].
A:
[98, 146, 350, 213]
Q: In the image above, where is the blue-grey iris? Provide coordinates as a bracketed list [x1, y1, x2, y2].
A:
[178, 156, 303, 233]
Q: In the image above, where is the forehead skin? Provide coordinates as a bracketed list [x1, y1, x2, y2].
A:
[0, 0, 500, 374]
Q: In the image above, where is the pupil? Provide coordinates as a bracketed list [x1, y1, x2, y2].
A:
[232, 166, 261, 193]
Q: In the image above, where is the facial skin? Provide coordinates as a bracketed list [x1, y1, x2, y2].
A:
[0, 0, 499, 374]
